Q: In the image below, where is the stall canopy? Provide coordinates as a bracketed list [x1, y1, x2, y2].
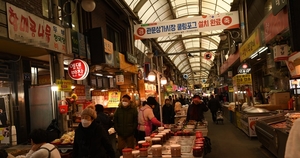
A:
[126, 0, 236, 86]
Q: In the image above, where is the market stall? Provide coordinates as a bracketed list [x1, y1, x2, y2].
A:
[255, 111, 297, 158]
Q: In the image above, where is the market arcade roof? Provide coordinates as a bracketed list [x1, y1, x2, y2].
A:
[125, 0, 234, 86]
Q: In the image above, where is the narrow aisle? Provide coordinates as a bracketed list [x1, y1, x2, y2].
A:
[203, 111, 276, 158]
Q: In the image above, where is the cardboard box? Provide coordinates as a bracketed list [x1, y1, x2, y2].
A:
[269, 92, 290, 109]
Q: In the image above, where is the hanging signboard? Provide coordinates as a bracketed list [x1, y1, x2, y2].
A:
[273, 44, 290, 61]
[285, 52, 300, 78]
[233, 74, 252, 85]
[116, 74, 124, 85]
[134, 11, 239, 39]
[6, 3, 66, 53]
[107, 91, 121, 108]
[237, 63, 251, 74]
[68, 59, 89, 80]
[55, 79, 72, 92]
[240, 29, 261, 62]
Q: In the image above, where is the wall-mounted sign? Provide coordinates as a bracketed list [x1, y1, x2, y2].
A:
[273, 44, 289, 61]
[239, 29, 261, 62]
[263, 9, 288, 44]
[56, 79, 72, 92]
[204, 52, 212, 60]
[119, 53, 138, 73]
[134, 11, 239, 39]
[125, 51, 138, 64]
[107, 91, 121, 108]
[6, 3, 66, 53]
[104, 38, 113, 54]
[272, 0, 287, 16]
[116, 74, 124, 85]
[68, 59, 89, 80]
[237, 63, 251, 74]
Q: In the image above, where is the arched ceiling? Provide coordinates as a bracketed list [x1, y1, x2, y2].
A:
[126, 0, 234, 86]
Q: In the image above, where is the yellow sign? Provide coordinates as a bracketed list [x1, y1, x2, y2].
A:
[56, 79, 72, 92]
[240, 29, 261, 62]
[233, 74, 252, 85]
[104, 38, 113, 54]
[108, 91, 121, 108]
[229, 86, 234, 92]
[119, 53, 138, 73]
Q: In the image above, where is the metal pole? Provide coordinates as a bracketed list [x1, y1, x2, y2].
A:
[157, 72, 163, 126]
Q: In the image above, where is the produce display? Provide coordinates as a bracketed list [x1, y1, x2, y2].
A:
[51, 131, 75, 145]
[285, 113, 300, 131]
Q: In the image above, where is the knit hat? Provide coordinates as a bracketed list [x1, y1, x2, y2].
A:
[81, 108, 97, 119]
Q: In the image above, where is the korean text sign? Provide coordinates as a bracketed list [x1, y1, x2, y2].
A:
[134, 11, 239, 39]
[107, 92, 121, 108]
[6, 3, 66, 53]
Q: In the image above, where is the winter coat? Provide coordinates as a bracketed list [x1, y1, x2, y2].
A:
[186, 102, 209, 122]
[95, 112, 113, 131]
[73, 121, 115, 158]
[162, 104, 175, 124]
[208, 98, 222, 112]
[113, 102, 138, 138]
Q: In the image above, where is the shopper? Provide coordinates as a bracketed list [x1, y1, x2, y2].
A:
[162, 99, 175, 124]
[137, 101, 163, 141]
[146, 97, 161, 131]
[285, 118, 300, 158]
[73, 108, 115, 158]
[186, 95, 209, 122]
[208, 95, 222, 123]
[95, 104, 113, 131]
[25, 129, 61, 158]
[113, 94, 138, 154]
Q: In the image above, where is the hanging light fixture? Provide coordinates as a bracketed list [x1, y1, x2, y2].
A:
[81, 0, 96, 12]
[51, 83, 58, 91]
[161, 76, 167, 85]
[148, 71, 156, 82]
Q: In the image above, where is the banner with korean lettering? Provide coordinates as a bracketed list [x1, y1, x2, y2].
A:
[239, 29, 261, 62]
[134, 11, 239, 39]
[107, 92, 121, 108]
[235, 74, 252, 85]
[6, 3, 66, 53]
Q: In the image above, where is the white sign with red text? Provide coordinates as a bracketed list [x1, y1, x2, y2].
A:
[6, 3, 66, 53]
[68, 59, 89, 80]
[134, 11, 239, 39]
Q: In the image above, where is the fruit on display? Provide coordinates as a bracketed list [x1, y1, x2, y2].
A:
[51, 131, 75, 145]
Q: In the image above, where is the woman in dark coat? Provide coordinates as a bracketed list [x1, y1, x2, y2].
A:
[73, 108, 115, 158]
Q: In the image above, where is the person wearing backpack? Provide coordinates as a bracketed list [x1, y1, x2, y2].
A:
[25, 129, 61, 158]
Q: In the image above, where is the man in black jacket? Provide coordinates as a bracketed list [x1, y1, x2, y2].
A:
[208, 95, 222, 123]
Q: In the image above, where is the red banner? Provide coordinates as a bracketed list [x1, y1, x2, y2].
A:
[264, 9, 289, 43]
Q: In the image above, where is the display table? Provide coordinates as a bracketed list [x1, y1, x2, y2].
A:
[147, 136, 203, 158]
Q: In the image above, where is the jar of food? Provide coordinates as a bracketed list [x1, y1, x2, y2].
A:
[139, 148, 148, 157]
[151, 145, 162, 157]
[195, 131, 203, 138]
[154, 135, 163, 145]
[194, 143, 204, 148]
[138, 140, 146, 148]
[122, 148, 133, 158]
[162, 130, 170, 140]
[193, 146, 203, 157]
[144, 136, 152, 144]
[142, 142, 150, 148]
[158, 126, 164, 132]
[158, 133, 166, 143]
[132, 150, 140, 158]
[152, 138, 161, 145]
[170, 144, 181, 157]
